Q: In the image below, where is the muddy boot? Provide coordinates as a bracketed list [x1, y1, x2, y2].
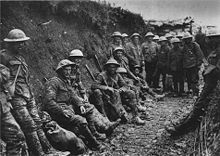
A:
[80, 124, 105, 151]
[88, 123, 106, 141]
[132, 116, 145, 125]
[105, 119, 121, 137]
[36, 129, 53, 154]
[26, 131, 45, 156]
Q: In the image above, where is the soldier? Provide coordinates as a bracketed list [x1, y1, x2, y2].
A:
[116, 67, 147, 112]
[165, 33, 173, 48]
[121, 33, 129, 46]
[168, 38, 184, 97]
[153, 35, 160, 44]
[44, 59, 104, 151]
[108, 31, 123, 58]
[153, 36, 170, 91]
[68, 50, 120, 139]
[141, 32, 159, 86]
[0, 64, 28, 156]
[68, 49, 87, 101]
[113, 47, 139, 82]
[132, 65, 165, 100]
[182, 32, 207, 96]
[92, 58, 145, 125]
[166, 29, 220, 136]
[125, 33, 145, 73]
[1, 29, 52, 156]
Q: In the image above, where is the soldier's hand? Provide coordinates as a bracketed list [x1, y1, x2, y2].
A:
[83, 95, 88, 103]
[63, 110, 72, 118]
[106, 86, 115, 93]
[80, 106, 86, 114]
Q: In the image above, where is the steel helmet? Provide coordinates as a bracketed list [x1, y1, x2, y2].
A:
[116, 67, 127, 73]
[122, 33, 129, 38]
[145, 32, 154, 37]
[113, 46, 124, 53]
[69, 49, 84, 57]
[171, 38, 181, 44]
[4, 29, 30, 42]
[104, 58, 120, 67]
[176, 32, 184, 38]
[56, 59, 75, 72]
[111, 31, 122, 38]
[183, 32, 193, 39]
[206, 28, 220, 37]
[130, 33, 141, 39]
[165, 33, 173, 39]
[159, 36, 167, 42]
[153, 35, 159, 40]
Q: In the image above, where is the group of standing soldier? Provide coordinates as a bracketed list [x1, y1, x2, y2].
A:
[1, 27, 220, 155]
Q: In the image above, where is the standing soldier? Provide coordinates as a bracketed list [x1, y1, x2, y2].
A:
[0, 64, 28, 156]
[1, 29, 52, 156]
[92, 58, 145, 125]
[141, 32, 159, 86]
[153, 35, 160, 44]
[108, 31, 123, 58]
[153, 36, 170, 91]
[121, 33, 129, 47]
[165, 33, 173, 48]
[44, 59, 105, 151]
[182, 32, 207, 96]
[166, 29, 220, 136]
[125, 33, 145, 73]
[168, 38, 184, 97]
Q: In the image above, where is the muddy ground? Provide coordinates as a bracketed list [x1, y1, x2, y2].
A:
[48, 95, 195, 156]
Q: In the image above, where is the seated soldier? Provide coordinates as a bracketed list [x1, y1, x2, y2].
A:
[91, 58, 145, 125]
[132, 65, 165, 100]
[44, 59, 119, 151]
[116, 67, 147, 112]
[0, 64, 28, 156]
[68, 49, 120, 138]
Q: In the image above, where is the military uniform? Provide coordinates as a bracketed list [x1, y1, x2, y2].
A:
[141, 41, 159, 86]
[125, 42, 144, 70]
[92, 71, 139, 121]
[167, 43, 220, 136]
[0, 64, 28, 156]
[0, 51, 51, 156]
[168, 46, 184, 95]
[153, 44, 170, 90]
[182, 42, 204, 95]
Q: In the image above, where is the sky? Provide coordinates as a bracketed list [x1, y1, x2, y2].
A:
[97, 0, 220, 27]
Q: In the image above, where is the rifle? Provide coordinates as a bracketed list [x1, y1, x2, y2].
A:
[85, 64, 97, 82]
[94, 54, 102, 72]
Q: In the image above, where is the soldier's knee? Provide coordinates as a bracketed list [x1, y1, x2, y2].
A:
[74, 115, 88, 126]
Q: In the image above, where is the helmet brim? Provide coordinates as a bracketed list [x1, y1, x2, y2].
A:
[4, 37, 30, 42]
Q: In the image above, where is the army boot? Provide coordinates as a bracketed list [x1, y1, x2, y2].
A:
[80, 124, 105, 151]
[88, 123, 106, 141]
[105, 118, 121, 137]
[26, 131, 45, 156]
[36, 129, 53, 154]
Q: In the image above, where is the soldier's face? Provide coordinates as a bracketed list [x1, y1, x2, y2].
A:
[114, 37, 122, 45]
[173, 42, 179, 48]
[184, 38, 192, 44]
[115, 51, 123, 60]
[69, 57, 82, 65]
[62, 66, 72, 78]
[147, 36, 153, 41]
[8, 41, 25, 54]
[134, 68, 140, 75]
[133, 37, 139, 45]
[107, 64, 117, 75]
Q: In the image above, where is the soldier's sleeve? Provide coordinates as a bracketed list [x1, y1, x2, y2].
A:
[76, 72, 86, 95]
[44, 79, 64, 115]
[124, 44, 136, 62]
[194, 42, 206, 65]
[91, 73, 108, 90]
